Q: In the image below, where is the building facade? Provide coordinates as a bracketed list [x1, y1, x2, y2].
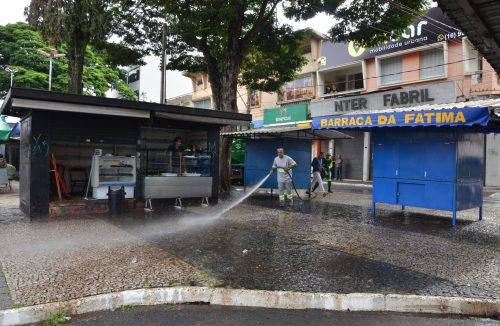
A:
[311, 7, 500, 185]
[186, 30, 326, 126]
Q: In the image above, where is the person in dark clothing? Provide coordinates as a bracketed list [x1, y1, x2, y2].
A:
[335, 154, 343, 181]
[306, 152, 327, 196]
[168, 137, 185, 173]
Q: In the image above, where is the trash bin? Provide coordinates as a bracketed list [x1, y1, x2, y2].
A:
[108, 186, 126, 216]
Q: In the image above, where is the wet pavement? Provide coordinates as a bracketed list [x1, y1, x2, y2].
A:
[114, 204, 499, 298]
[65, 304, 500, 326]
[0, 181, 498, 308]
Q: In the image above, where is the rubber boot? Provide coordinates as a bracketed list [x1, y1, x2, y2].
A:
[312, 182, 319, 192]
[328, 181, 332, 193]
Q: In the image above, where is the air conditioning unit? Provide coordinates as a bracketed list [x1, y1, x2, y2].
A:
[471, 73, 482, 84]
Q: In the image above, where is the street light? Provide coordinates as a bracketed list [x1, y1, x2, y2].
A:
[37, 49, 65, 91]
[4, 67, 18, 87]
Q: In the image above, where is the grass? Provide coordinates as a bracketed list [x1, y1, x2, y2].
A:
[45, 311, 68, 326]
[12, 303, 25, 309]
[121, 304, 136, 312]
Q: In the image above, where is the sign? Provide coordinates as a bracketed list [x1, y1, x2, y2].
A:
[312, 107, 490, 129]
[321, 7, 464, 69]
[311, 82, 456, 117]
[263, 103, 308, 126]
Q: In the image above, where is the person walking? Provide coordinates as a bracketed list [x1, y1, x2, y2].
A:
[324, 152, 334, 193]
[306, 152, 328, 197]
[271, 148, 297, 207]
[335, 154, 343, 181]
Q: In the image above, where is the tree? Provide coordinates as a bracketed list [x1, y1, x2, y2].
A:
[145, 0, 429, 191]
[25, 0, 155, 94]
[0, 22, 136, 100]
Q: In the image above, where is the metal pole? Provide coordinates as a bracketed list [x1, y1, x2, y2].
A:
[10, 73, 13, 87]
[160, 24, 167, 104]
[48, 58, 53, 91]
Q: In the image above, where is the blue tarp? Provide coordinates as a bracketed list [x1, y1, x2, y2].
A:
[9, 123, 20, 139]
[312, 107, 490, 130]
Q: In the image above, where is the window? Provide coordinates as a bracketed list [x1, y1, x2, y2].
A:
[128, 70, 140, 83]
[463, 38, 482, 74]
[321, 63, 364, 96]
[278, 75, 313, 102]
[249, 89, 260, 108]
[194, 77, 205, 91]
[380, 56, 403, 85]
[420, 48, 445, 80]
[193, 98, 211, 109]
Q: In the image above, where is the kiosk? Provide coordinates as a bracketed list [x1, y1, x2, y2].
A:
[313, 101, 500, 226]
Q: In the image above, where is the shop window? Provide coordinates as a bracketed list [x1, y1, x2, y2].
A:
[140, 128, 212, 177]
[380, 55, 403, 85]
[193, 98, 211, 109]
[278, 75, 313, 102]
[249, 89, 261, 108]
[420, 48, 445, 80]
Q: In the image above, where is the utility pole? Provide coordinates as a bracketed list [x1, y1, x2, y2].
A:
[4, 67, 18, 87]
[37, 49, 65, 91]
[160, 24, 167, 104]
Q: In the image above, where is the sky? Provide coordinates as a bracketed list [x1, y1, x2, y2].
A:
[0, 0, 333, 100]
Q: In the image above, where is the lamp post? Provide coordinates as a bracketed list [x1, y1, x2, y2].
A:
[37, 49, 65, 91]
[4, 67, 18, 87]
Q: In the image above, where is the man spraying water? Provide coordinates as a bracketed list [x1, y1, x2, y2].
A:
[271, 148, 297, 207]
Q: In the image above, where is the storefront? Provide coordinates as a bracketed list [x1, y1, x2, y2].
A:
[313, 100, 500, 225]
[0, 88, 251, 217]
[309, 81, 500, 182]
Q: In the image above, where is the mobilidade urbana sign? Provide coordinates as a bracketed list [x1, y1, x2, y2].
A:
[320, 7, 464, 69]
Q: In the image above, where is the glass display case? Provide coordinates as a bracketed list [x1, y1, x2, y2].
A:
[142, 149, 212, 177]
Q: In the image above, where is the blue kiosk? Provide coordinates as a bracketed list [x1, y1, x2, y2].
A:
[222, 126, 351, 191]
[313, 103, 500, 226]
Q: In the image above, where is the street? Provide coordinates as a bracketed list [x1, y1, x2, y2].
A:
[65, 304, 500, 326]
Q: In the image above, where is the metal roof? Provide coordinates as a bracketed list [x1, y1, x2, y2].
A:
[438, 0, 500, 75]
[342, 98, 500, 115]
[221, 125, 352, 140]
[0, 88, 252, 125]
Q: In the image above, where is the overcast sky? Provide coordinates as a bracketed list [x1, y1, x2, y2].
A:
[0, 1, 333, 100]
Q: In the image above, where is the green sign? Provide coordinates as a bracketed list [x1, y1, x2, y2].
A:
[263, 103, 308, 126]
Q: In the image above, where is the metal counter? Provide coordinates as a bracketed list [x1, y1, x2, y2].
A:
[142, 176, 213, 199]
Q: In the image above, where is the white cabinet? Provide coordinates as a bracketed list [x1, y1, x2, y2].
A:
[91, 155, 136, 199]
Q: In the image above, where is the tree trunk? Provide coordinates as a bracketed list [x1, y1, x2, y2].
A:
[67, 42, 85, 94]
[210, 55, 241, 192]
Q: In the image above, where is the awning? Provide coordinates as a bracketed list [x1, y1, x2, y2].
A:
[221, 125, 352, 140]
[313, 107, 491, 129]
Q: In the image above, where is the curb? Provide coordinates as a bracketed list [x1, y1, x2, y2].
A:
[0, 287, 498, 325]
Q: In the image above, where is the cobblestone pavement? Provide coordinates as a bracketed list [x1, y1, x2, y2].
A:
[0, 181, 498, 308]
[0, 183, 216, 307]
[115, 186, 499, 299]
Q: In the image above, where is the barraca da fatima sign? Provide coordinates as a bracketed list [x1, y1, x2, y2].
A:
[310, 82, 456, 117]
[313, 108, 490, 129]
[320, 7, 464, 69]
[263, 103, 308, 126]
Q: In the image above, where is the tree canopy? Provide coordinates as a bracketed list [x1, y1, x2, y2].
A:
[142, 0, 429, 190]
[0, 22, 136, 100]
[25, 0, 156, 94]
